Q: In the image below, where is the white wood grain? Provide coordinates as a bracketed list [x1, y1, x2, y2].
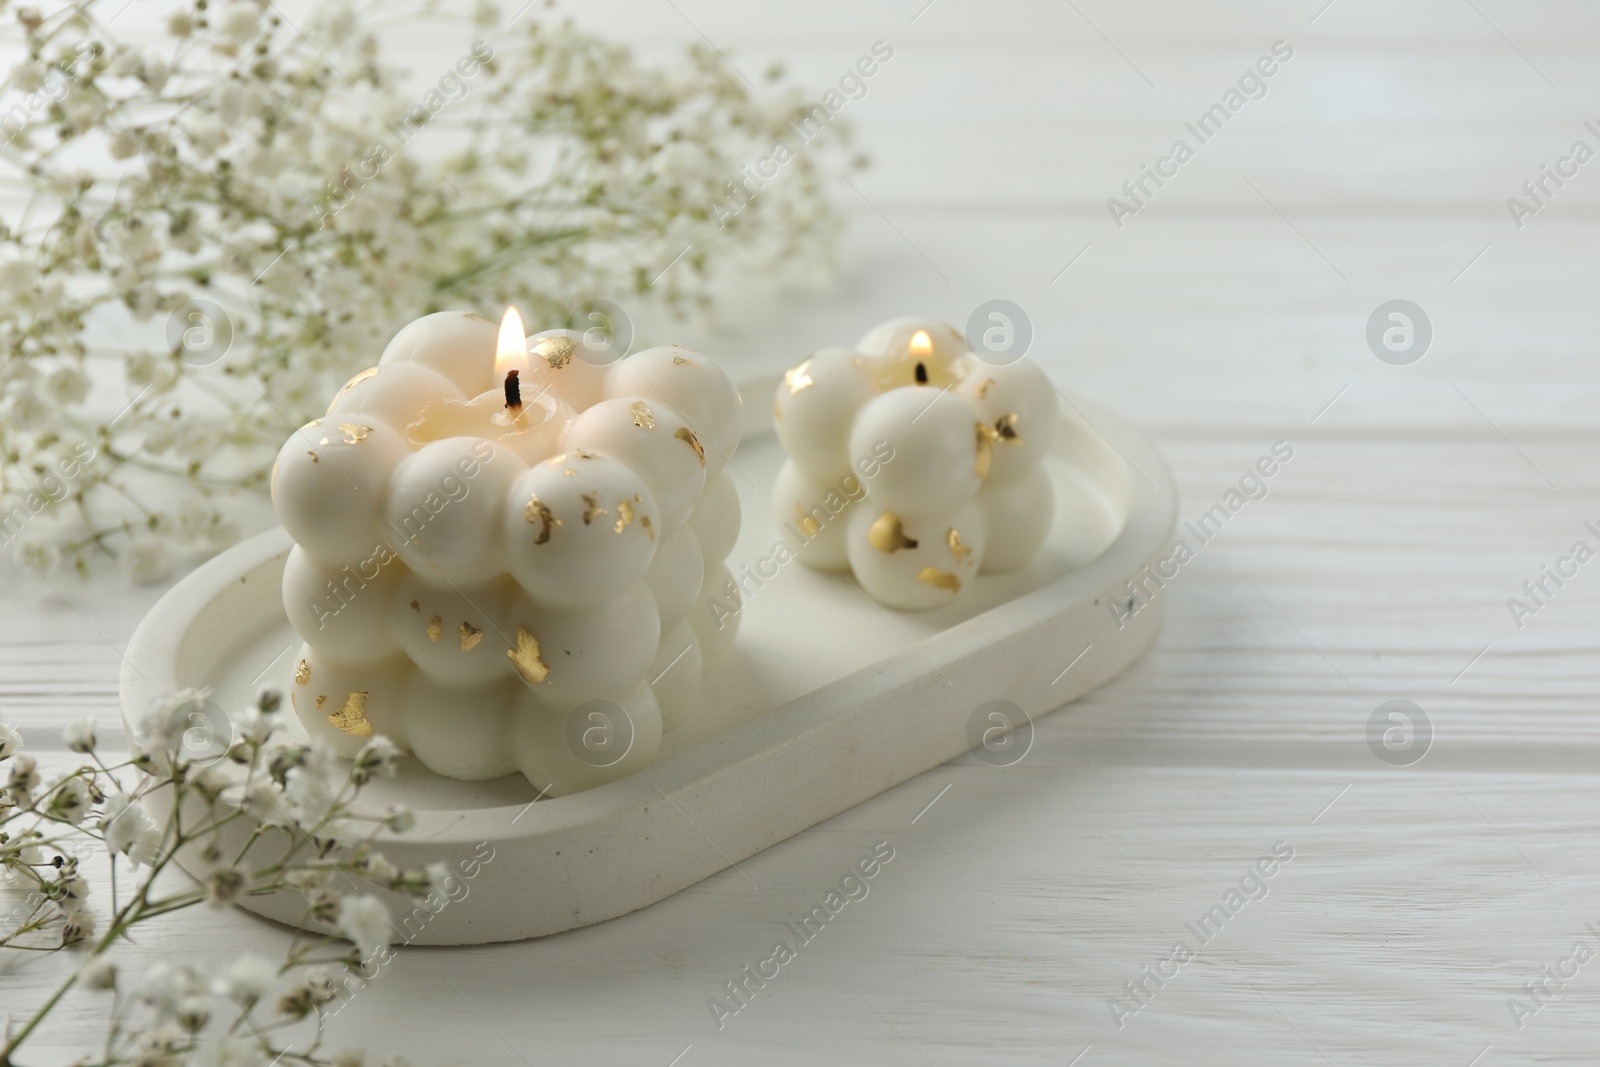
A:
[7, 0, 1600, 1063]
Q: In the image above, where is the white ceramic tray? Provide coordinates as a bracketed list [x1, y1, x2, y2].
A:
[120, 376, 1176, 944]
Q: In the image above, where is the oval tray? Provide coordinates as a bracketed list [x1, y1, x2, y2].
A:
[120, 377, 1176, 944]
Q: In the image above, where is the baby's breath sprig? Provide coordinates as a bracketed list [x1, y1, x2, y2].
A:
[0, 0, 849, 583]
[0, 690, 446, 1066]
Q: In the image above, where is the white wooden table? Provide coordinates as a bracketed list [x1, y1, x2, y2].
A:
[7, 1, 1600, 1063]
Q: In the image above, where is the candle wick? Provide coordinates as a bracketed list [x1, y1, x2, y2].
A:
[914, 362, 928, 385]
[504, 369, 522, 410]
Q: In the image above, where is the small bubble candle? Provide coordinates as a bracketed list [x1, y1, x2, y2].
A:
[270, 310, 744, 796]
[771, 316, 1057, 609]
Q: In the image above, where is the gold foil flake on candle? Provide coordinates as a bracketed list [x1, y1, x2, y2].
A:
[574, 449, 600, 460]
[672, 354, 693, 366]
[640, 514, 654, 541]
[581, 492, 607, 525]
[524, 494, 561, 544]
[773, 395, 783, 420]
[427, 615, 443, 642]
[409, 600, 420, 612]
[563, 468, 576, 476]
[867, 512, 918, 553]
[535, 336, 576, 369]
[783, 359, 815, 394]
[319, 423, 373, 446]
[460, 621, 484, 651]
[794, 503, 822, 539]
[994, 413, 1021, 444]
[466, 312, 497, 324]
[974, 422, 996, 479]
[630, 401, 656, 429]
[947, 528, 973, 563]
[614, 497, 638, 534]
[337, 367, 380, 397]
[328, 691, 374, 737]
[294, 659, 310, 684]
[315, 694, 325, 708]
[674, 426, 705, 464]
[916, 566, 962, 592]
[507, 627, 550, 684]
[975, 377, 996, 399]
[307, 451, 319, 463]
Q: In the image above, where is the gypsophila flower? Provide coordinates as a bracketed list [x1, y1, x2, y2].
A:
[0, 721, 21, 760]
[8, 753, 40, 798]
[132, 688, 219, 771]
[308, 887, 343, 924]
[137, 962, 208, 1019]
[101, 793, 161, 867]
[216, 953, 277, 1006]
[190, 764, 230, 801]
[278, 969, 341, 1019]
[423, 861, 452, 897]
[234, 780, 293, 826]
[61, 907, 94, 944]
[218, 3, 260, 44]
[5, 384, 50, 431]
[362, 852, 400, 883]
[350, 736, 400, 785]
[81, 955, 118, 991]
[267, 742, 311, 784]
[336, 895, 392, 957]
[285, 764, 338, 826]
[43, 364, 89, 405]
[0, 0, 845, 587]
[45, 776, 93, 824]
[61, 718, 95, 753]
[121, 533, 174, 586]
[286, 867, 335, 893]
[231, 706, 276, 748]
[58, 870, 90, 905]
[176, 993, 212, 1033]
[382, 806, 414, 833]
[134, 1024, 185, 1063]
[207, 865, 246, 906]
[394, 863, 447, 897]
[12, 537, 61, 576]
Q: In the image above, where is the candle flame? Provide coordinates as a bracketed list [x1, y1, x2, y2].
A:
[908, 330, 933, 358]
[495, 306, 528, 381]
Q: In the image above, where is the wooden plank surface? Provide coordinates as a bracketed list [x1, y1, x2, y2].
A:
[6, 0, 1600, 1063]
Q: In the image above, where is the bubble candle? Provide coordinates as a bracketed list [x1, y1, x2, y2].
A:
[771, 316, 1057, 609]
[271, 310, 744, 796]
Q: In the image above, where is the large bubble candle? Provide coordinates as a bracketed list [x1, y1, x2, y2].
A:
[271, 309, 744, 796]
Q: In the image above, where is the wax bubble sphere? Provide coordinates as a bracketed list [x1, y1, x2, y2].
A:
[771, 315, 1057, 610]
[272, 311, 744, 797]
